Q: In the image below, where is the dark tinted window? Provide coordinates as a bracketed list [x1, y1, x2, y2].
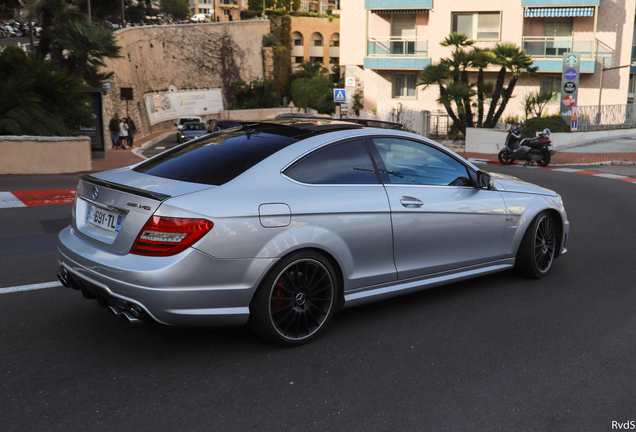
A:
[179, 117, 200, 125]
[134, 131, 296, 186]
[183, 122, 206, 131]
[284, 140, 379, 184]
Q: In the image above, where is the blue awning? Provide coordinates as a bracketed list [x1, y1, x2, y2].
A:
[371, 9, 429, 14]
[524, 7, 595, 17]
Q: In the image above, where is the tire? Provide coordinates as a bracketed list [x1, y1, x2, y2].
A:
[498, 149, 514, 165]
[537, 148, 551, 167]
[249, 250, 338, 346]
[514, 211, 557, 279]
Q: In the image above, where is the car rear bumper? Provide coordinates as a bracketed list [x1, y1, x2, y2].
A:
[57, 226, 275, 326]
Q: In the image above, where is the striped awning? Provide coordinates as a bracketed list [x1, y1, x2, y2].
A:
[524, 7, 595, 17]
[371, 9, 429, 14]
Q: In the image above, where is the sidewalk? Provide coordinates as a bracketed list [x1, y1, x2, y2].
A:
[459, 150, 636, 166]
[89, 130, 171, 173]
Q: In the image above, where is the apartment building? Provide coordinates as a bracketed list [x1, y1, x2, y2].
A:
[188, 0, 244, 21]
[340, 0, 636, 118]
[291, 16, 341, 72]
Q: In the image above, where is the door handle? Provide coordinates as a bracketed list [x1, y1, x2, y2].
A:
[400, 196, 423, 208]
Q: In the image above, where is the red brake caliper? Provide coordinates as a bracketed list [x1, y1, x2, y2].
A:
[272, 280, 284, 309]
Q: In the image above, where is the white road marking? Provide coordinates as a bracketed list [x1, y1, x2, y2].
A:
[594, 173, 629, 179]
[0, 192, 26, 208]
[0, 281, 62, 294]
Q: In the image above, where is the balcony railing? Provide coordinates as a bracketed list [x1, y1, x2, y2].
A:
[522, 36, 595, 58]
[218, 0, 238, 6]
[367, 37, 428, 57]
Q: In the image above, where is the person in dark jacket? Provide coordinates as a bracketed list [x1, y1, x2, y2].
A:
[109, 114, 120, 149]
[127, 118, 137, 148]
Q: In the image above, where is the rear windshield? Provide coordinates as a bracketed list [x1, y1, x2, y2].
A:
[179, 118, 200, 125]
[133, 129, 298, 186]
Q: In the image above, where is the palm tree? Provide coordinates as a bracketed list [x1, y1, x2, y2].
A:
[31, 0, 121, 89]
[52, 20, 121, 88]
[484, 43, 537, 128]
[0, 45, 94, 136]
[470, 48, 494, 127]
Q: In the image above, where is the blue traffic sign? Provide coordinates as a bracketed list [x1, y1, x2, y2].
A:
[334, 89, 346, 103]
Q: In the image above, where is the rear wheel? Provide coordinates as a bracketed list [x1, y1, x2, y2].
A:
[498, 149, 514, 165]
[249, 250, 338, 346]
[537, 148, 551, 167]
[514, 211, 557, 279]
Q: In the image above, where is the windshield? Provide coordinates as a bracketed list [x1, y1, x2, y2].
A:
[183, 123, 206, 131]
[179, 118, 200, 125]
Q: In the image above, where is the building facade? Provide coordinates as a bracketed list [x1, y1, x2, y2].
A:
[340, 0, 636, 119]
[188, 0, 245, 21]
[290, 16, 341, 73]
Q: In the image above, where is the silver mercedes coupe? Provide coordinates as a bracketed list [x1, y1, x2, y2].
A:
[57, 120, 569, 345]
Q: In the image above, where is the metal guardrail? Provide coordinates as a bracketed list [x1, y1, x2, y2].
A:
[521, 36, 595, 58]
[577, 104, 636, 132]
[367, 37, 428, 57]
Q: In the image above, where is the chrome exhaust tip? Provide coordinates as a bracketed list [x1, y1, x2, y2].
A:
[121, 311, 142, 324]
[109, 305, 124, 317]
[57, 269, 70, 288]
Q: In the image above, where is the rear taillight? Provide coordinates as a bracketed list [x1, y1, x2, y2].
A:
[131, 216, 213, 256]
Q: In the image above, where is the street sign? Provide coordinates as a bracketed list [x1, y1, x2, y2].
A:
[560, 52, 580, 126]
[563, 82, 577, 94]
[345, 76, 356, 87]
[571, 107, 579, 132]
[288, 100, 295, 108]
[334, 89, 346, 103]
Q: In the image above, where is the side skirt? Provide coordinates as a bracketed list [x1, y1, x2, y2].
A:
[343, 259, 515, 308]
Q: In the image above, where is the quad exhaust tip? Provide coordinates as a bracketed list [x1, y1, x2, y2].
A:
[109, 305, 142, 324]
[57, 269, 70, 288]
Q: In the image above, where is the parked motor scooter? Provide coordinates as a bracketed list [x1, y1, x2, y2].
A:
[498, 126, 555, 167]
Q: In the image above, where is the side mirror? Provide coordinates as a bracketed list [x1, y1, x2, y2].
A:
[476, 171, 494, 190]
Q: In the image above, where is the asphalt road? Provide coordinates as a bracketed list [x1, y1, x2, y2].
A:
[1, 162, 635, 431]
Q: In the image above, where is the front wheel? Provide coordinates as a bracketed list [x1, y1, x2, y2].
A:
[249, 250, 338, 346]
[537, 148, 551, 167]
[498, 149, 514, 165]
[514, 211, 557, 279]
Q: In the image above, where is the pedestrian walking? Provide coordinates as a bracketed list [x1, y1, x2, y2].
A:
[127, 118, 137, 148]
[109, 114, 120, 149]
[119, 117, 129, 149]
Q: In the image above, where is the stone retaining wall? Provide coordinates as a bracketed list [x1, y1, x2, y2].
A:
[103, 21, 271, 140]
[0, 136, 91, 174]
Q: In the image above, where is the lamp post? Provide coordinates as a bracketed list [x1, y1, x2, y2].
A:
[597, 60, 634, 125]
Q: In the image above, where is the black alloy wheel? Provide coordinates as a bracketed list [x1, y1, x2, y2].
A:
[250, 251, 337, 346]
[498, 149, 514, 165]
[515, 211, 557, 278]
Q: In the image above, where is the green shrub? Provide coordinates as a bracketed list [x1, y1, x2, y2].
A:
[522, 115, 569, 138]
[240, 10, 257, 19]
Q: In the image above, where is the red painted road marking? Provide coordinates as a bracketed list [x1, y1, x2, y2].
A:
[11, 189, 76, 207]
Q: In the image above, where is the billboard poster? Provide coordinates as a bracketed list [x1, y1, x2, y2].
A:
[77, 91, 105, 159]
[560, 53, 580, 127]
[144, 89, 224, 125]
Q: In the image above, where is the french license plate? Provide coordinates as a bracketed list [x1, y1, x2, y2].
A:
[86, 204, 123, 233]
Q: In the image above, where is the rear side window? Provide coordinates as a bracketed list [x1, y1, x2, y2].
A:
[134, 131, 295, 186]
[284, 139, 379, 184]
